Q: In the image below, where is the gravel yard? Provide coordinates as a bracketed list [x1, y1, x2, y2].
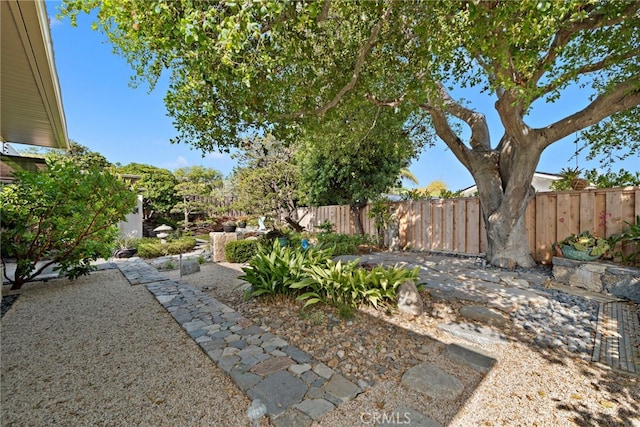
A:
[2, 259, 639, 426]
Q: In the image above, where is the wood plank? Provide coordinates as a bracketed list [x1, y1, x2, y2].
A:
[592, 303, 603, 363]
[432, 200, 443, 250]
[454, 200, 466, 252]
[443, 200, 454, 251]
[423, 201, 433, 251]
[579, 191, 596, 237]
[466, 199, 481, 254]
[605, 190, 624, 237]
[556, 192, 574, 242]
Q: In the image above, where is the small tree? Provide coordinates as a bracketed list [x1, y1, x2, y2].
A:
[231, 135, 302, 225]
[0, 159, 137, 290]
[171, 166, 224, 227]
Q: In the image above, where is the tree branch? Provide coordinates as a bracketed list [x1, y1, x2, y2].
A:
[294, 1, 394, 118]
[535, 77, 640, 149]
[430, 82, 491, 151]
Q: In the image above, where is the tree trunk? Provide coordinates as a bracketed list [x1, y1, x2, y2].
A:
[350, 202, 366, 235]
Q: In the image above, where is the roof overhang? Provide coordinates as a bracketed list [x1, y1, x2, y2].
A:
[1, 0, 69, 150]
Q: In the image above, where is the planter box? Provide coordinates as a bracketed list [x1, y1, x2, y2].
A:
[552, 257, 640, 302]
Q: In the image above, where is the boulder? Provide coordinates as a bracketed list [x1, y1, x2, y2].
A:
[396, 280, 423, 316]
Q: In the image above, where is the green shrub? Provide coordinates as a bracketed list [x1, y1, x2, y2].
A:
[291, 260, 420, 313]
[225, 239, 259, 263]
[239, 240, 333, 298]
[0, 159, 137, 290]
[316, 233, 370, 256]
[135, 236, 197, 258]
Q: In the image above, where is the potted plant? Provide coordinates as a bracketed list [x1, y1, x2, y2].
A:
[222, 221, 237, 233]
[113, 236, 138, 258]
[236, 216, 248, 228]
[556, 230, 610, 261]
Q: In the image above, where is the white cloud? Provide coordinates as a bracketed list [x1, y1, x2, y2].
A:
[205, 152, 226, 160]
[164, 156, 189, 170]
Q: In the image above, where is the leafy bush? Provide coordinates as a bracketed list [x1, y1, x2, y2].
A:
[0, 159, 137, 290]
[608, 215, 640, 265]
[136, 236, 197, 258]
[225, 239, 259, 263]
[239, 240, 333, 298]
[316, 233, 370, 256]
[291, 260, 420, 313]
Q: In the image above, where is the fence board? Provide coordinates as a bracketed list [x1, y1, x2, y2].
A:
[454, 201, 466, 252]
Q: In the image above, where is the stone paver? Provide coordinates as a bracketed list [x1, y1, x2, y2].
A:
[401, 363, 465, 401]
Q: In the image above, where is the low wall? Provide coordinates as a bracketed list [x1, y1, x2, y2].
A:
[552, 257, 640, 303]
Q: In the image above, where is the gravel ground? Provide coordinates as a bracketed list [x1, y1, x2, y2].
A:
[2, 261, 639, 426]
[1, 269, 256, 426]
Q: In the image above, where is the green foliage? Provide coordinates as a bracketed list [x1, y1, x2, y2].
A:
[135, 237, 196, 258]
[60, 0, 640, 267]
[316, 233, 370, 257]
[560, 231, 610, 257]
[583, 169, 640, 189]
[116, 163, 178, 218]
[298, 101, 424, 211]
[0, 159, 137, 289]
[367, 198, 392, 247]
[291, 259, 420, 313]
[47, 140, 112, 170]
[224, 239, 259, 263]
[172, 166, 224, 225]
[231, 135, 302, 219]
[438, 189, 465, 199]
[239, 241, 334, 298]
[314, 220, 335, 234]
[608, 216, 640, 265]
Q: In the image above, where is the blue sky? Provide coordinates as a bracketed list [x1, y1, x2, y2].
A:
[45, 3, 638, 191]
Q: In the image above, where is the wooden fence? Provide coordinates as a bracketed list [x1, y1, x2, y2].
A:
[305, 187, 640, 263]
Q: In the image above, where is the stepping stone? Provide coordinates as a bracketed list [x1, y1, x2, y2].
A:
[294, 398, 335, 420]
[271, 408, 313, 427]
[401, 363, 464, 400]
[248, 371, 307, 416]
[459, 305, 508, 327]
[323, 374, 360, 403]
[445, 343, 496, 373]
[438, 322, 508, 346]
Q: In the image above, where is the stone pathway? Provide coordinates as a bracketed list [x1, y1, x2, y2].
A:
[116, 259, 362, 426]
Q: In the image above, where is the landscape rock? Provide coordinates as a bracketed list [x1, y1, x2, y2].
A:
[180, 259, 201, 276]
[459, 305, 508, 327]
[396, 280, 424, 316]
[401, 363, 464, 400]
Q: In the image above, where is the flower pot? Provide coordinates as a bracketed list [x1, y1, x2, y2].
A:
[561, 245, 601, 262]
[222, 225, 237, 233]
[237, 221, 246, 228]
[113, 248, 138, 258]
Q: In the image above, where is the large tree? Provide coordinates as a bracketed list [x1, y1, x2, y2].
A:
[61, 1, 640, 267]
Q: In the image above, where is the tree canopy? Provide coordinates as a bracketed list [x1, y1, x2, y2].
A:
[61, 0, 640, 267]
[231, 135, 302, 221]
[116, 163, 178, 219]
